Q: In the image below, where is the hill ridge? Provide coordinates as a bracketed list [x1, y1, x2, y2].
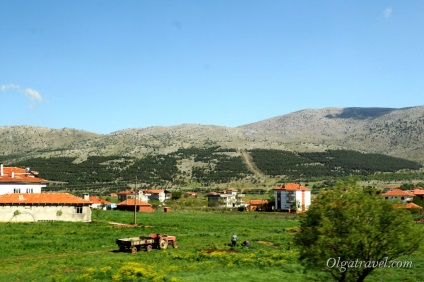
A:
[1, 106, 423, 163]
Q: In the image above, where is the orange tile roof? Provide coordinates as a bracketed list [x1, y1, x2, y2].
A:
[394, 202, 423, 209]
[412, 189, 424, 196]
[143, 189, 164, 194]
[382, 189, 414, 197]
[0, 167, 48, 183]
[118, 190, 135, 195]
[274, 183, 310, 191]
[244, 200, 268, 205]
[89, 196, 110, 205]
[117, 199, 152, 206]
[0, 193, 91, 205]
[405, 203, 423, 209]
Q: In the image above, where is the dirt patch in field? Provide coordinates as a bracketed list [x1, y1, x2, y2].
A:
[257, 240, 278, 248]
[109, 222, 154, 228]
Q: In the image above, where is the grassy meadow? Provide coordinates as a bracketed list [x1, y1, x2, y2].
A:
[0, 210, 423, 282]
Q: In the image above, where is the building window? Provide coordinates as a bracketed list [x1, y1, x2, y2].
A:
[26, 188, 33, 193]
[75, 206, 83, 214]
[13, 188, 21, 193]
[401, 197, 405, 200]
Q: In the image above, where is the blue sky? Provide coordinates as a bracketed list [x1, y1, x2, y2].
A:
[1, 1, 423, 134]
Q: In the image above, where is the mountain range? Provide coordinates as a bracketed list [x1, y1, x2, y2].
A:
[1, 106, 424, 164]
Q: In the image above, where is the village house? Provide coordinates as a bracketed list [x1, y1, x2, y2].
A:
[0, 192, 92, 222]
[412, 188, 424, 199]
[143, 189, 166, 202]
[382, 189, 414, 202]
[88, 195, 110, 209]
[207, 188, 245, 208]
[243, 199, 269, 211]
[274, 183, 311, 212]
[0, 163, 48, 196]
[117, 190, 149, 203]
[116, 198, 154, 212]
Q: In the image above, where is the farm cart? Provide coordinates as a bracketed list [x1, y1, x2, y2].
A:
[116, 234, 178, 253]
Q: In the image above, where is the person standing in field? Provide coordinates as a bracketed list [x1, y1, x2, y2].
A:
[231, 234, 238, 247]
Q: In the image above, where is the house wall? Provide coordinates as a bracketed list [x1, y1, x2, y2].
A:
[384, 196, 409, 202]
[208, 194, 235, 207]
[274, 190, 292, 210]
[116, 205, 154, 212]
[0, 204, 91, 222]
[146, 192, 165, 202]
[0, 183, 45, 196]
[275, 190, 311, 211]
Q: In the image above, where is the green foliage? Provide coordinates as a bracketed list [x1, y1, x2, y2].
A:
[250, 149, 422, 178]
[0, 210, 423, 281]
[172, 190, 183, 200]
[294, 180, 422, 282]
[400, 183, 415, 191]
[9, 148, 424, 190]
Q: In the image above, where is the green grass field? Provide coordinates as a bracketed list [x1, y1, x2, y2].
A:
[0, 210, 423, 282]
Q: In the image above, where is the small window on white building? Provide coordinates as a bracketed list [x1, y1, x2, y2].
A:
[75, 206, 83, 214]
[26, 188, 33, 193]
[13, 188, 21, 193]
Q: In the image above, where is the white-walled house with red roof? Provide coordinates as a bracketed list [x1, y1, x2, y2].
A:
[0, 193, 92, 222]
[274, 183, 311, 212]
[207, 188, 245, 208]
[382, 189, 414, 202]
[0, 163, 48, 195]
[89, 195, 111, 209]
[143, 189, 166, 202]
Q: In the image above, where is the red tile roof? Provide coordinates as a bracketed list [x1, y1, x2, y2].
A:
[89, 196, 110, 205]
[244, 200, 268, 205]
[0, 167, 48, 183]
[117, 199, 152, 206]
[0, 193, 91, 205]
[382, 189, 414, 197]
[118, 190, 135, 195]
[395, 202, 423, 209]
[405, 203, 423, 209]
[412, 189, 424, 196]
[143, 189, 164, 194]
[274, 183, 310, 191]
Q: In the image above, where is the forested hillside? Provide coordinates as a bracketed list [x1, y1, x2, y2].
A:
[8, 148, 422, 191]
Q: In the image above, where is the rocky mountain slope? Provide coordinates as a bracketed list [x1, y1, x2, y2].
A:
[1, 106, 423, 163]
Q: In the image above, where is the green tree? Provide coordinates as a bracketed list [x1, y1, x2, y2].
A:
[294, 180, 421, 282]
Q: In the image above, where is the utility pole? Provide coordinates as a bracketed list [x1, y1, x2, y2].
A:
[134, 176, 137, 225]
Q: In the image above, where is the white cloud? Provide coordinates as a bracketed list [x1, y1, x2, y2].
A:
[1, 84, 43, 105]
[384, 7, 393, 18]
[24, 88, 42, 102]
[1, 84, 20, 92]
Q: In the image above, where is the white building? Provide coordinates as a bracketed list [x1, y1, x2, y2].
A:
[0, 164, 48, 196]
[0, 192, 92, 222]
[207, 188, 245, 208]
[118, 190, 149, 203]
[381, 189, 414, 202]
[143, 189, 166, 203]
[274, 183, 311, 212]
